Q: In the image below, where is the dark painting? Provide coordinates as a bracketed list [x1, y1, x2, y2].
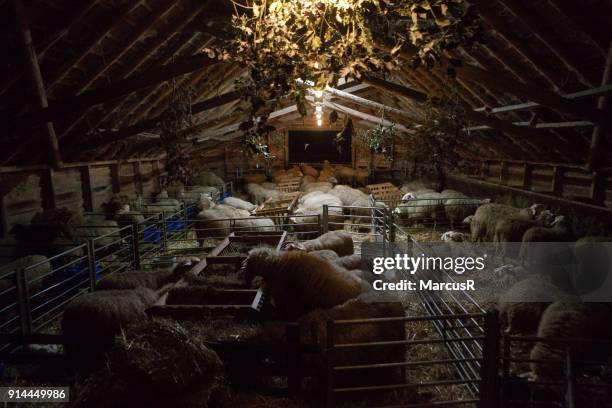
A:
[288, 130, 352, 164]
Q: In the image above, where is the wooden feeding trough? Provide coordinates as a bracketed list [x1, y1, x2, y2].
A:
[367, 182, 403, 209]
[207, 230, 287, 264]
[253, 192, 300, 224]
[277, 178, 301, 193]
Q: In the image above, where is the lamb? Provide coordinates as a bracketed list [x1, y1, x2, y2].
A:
[62, 287, 158, 367]
[440, 190, 490, 228]
[530, 302, 612, 379]
[493, 210, 555, 258]
[394, 191, 444, 227]
[222, 196, 256, 212]
[284, 230, 354, 256]
[191, 170, 225, 190]
[245, 183, 282, 205]
[470, 203, 545, 242]
[242, 248, 361, 318]
[497, 277, 576, 334]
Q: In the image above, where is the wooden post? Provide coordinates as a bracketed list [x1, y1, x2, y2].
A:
[0, 194, 8, 238]
[499, 161, 508, 185]
[110, 162, 121, 194]
[80, 165, 94, 212]
[522, 163, 533, 190]
[133, 161, 143, 195]
[586, 41, 612, 171]
[11, 0, 62, 169]
[41, 168, 56, 210]
[590, 171, 606, 204]
[552, 166, 564, 196]
[15, 267, 32, 337]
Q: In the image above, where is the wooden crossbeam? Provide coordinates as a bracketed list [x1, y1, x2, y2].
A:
[46, 1, 144, 96]
[586, 41, 612, 170]
[6, 53, 219, 130]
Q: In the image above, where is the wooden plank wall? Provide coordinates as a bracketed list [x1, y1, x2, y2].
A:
[0, 158, 165, 237]
[479, 159, 612, 208]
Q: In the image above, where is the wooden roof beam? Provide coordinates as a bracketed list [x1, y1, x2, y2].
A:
[6, 52, 220, 130]
[46, 1, 145, 96]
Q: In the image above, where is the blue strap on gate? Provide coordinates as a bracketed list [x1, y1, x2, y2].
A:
[142, 225, 161, 243]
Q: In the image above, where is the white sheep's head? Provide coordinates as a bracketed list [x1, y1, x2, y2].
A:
[242, 247, 281, 286]
[463, 215, 474, 225]
[199, 195, 215, 210]
[402, 192, 416, 201]
[529, 203, 546, 216]
[482, 198, 492, 204]
[552, 215, 566, 227]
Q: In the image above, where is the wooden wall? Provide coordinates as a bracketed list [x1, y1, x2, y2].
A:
[0, 158, 166, 238]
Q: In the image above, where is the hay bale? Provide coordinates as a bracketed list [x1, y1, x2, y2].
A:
[62, 288, 158, 367]
[72, 319, 225, 408]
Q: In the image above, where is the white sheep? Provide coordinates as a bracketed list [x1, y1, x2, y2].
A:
[440, 190, 490, 229]
[195, 205, 274, 244]
[470, 203, 545, 242]
[394, 191, 444, 227]
[300, 181, 333, 194]
[222, 197, 256, 212]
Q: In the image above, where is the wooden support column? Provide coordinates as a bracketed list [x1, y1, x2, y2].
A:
[480, 161, 489, 179]
[12, 0, 62, 169]
[499, 161, 508, 185]
[133, 161, 143, 195]
[80, 165, 94, 211]
[586, 41, 612, 171]
[590, 171, 606, 204]
[41, 168, 56, 210]
[0, 194, 8, 238]
[551, 166, 564, 196]
[110, 163, 121, 194]
[522, 163, 533, 190]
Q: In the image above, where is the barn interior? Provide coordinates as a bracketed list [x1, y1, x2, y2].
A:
[1, 0, 612, 407]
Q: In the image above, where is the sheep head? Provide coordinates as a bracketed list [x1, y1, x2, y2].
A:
[536, 210, 555, 226]
[283, 242, 307, 252]
[242, 247, 281, 286]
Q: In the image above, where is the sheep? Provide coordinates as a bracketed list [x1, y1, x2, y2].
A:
[300, 175, 316, 186]
[112, 205, 145, 226]
[300, 164, 319, 178]
[243, 173, 267, 184]
[222, 196, 256, 212]
[354, 168, 370, 186]
[191, 171, 225, 189]
[530, 302, 612, 379]
[441, 231, 469, 242]
[297, 192, 342, 211]
[317, 160, 337, 182]
[440, 190, 490, 229]
[518, 215, 572, 265]
[394, 191, 444, 227]
[493, 210, 555, 259]
[284, 230, 354, 256]
[497, 277, 577, 334]
[195, 205, 274, 244]
[298, 297, 406, 389]
[0, 255, 51, 297]
[242, 247, 362, 318]
[300, 181, 333, 194]
[308, 250, 366, 283]
[76, 217, 122, 247]
[273, 166, 303, 183]
[336, 254, 362, 270]
[245, 183, 282, 205]
[62, 287, 158, 367]
[334, 165, 355, 184]
[95, 260, 197, 291]
[470, 203, 545, 242]
[142, 191, 182, 214]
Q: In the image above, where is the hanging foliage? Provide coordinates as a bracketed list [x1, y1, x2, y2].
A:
[358, 123, 396, 162]
[205, 0, 481, 131]
[334, 117, 354, 153]
[240, 119, 276, 161]
[158, 86, 195, 186]
[408, 90, 471, 187]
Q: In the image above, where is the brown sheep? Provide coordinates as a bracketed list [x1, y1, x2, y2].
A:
[242, 248, 361, 318]
[284, 230, 354, 256]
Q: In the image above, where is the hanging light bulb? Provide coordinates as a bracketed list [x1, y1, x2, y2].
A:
[315, 111, 322, 119]
[317, 118, 323, 127]
[314, 89, 323, 99]
[315, 105, 322, 114]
